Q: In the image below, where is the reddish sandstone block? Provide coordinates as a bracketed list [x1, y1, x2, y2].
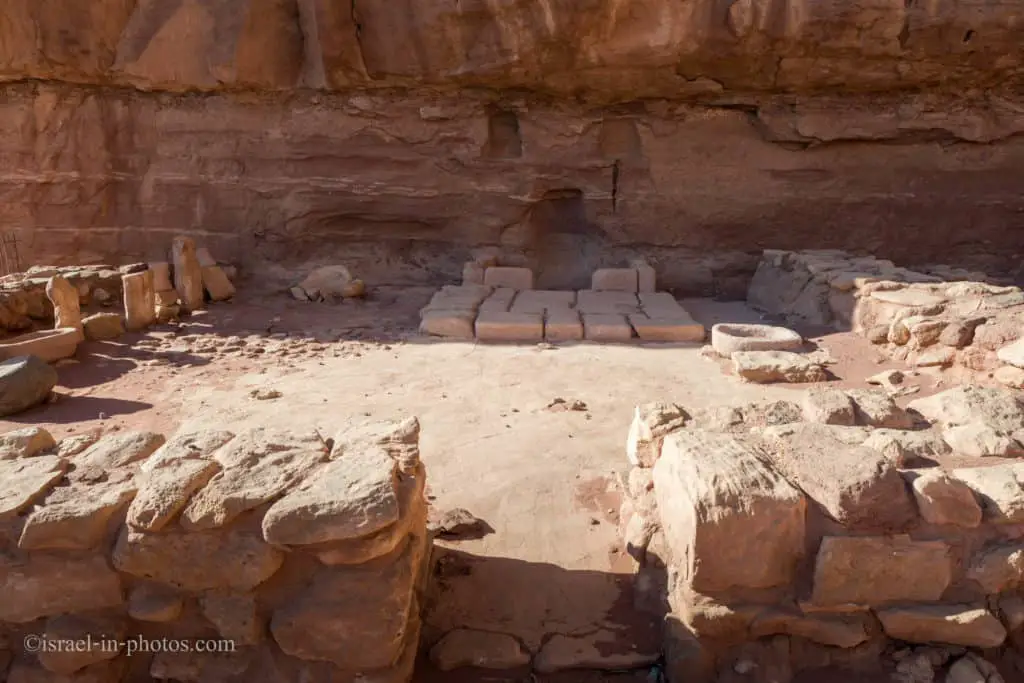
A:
[511, 290, 575, 314]
[479, 288, 517, 313]
[583, 314, 634, 342]
[629, 314, 706, 342]
[592, 268, 638, 292]
[576, 290, 640, 315]
[420, 310, 476, 339]
[484, 267, 534, 290]
[544, 310, 583, 341]
[475, 311, 544, 342]
[639, 292, 685, 316]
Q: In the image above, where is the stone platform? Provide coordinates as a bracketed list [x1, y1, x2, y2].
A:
[419, 286, 706, 343]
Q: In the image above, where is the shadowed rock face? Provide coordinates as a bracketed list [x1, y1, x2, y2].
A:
[0, 0, 1023, 283]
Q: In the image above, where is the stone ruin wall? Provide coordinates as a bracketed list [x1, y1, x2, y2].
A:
[621, 386, 1024, 682]
[0, 419, 428, 683]
[2, 0, 1024, 292]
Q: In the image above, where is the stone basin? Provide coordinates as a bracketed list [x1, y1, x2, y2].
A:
[0, 328, 81, 363]
[711, 323, 804, 357]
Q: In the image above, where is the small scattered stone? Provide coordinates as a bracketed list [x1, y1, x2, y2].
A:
[250, 388, 282, 400]
[427, 508, 488, 539]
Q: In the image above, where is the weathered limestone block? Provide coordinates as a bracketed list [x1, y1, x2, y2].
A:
[171, 236, 205, 312]
[0, 554, 123, 623]
[72, 431, 165, 480]
[653, 430, 805, 595]
[592, 268, 639, 292]
[479, 287, 518, 313]
[801, 386, 856, 425]
[583, 313, 634, 342]
[128, 583, 184, 623]
[429, 628, 530, 671]
[184, 429, 327, 530]
[419, 309, 476, 338]
[862, 428, 951, 467]
[128, 458, 222, 532]
[332, 417, 422, 474]
[314, 462, 426, 566]
[19, 478, 136, 550]
[82, 312, 125, 341]
[628, 314, 706, 342]
[909, 386, 1024, 457]
[46, 275, 83, 338]
[952, 463, 1024, 523]
[200, 591, 262, 646]
[575, 290, 640, 314]
[761, 423, 917, 530]
[732, 351, 827, 384]
[270, 531, 427, 669]
[846, 389, 915, 429]
[112, 526, 283, 591]
[139, 429, 236, 472]
[0, 455, 68, 520]
[626, 402, 689, 468]
[877, 606, 1006, 648]
[475, 311, 544, 342]
[810, 536, 952, 607]
[0, 426, 55, 459]
[749, 609, 869, 649]
[122, 270, 156, 331]
[966, 542, 1024, 594]
[262, 446, 400, 546]
[544, 309, 583, 341]
[908, 470, 982, 528]
[38, 614, 125, 675]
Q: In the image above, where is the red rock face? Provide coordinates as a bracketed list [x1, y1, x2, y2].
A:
[0, 0, 1022, 283]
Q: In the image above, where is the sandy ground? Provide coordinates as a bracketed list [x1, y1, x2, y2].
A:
[4, 287, 937, 682]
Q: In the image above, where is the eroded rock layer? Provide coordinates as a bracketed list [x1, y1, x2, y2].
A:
[0, 0, 1023, 284]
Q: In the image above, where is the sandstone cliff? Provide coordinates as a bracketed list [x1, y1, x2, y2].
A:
[1, 0, 1023, 289]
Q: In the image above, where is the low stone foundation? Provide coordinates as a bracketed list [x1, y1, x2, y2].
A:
[620, 385, 1024, 682]
[0, 265, 133, 334]
[0, 419, 428, 683]
[747, 250, 1024, 381]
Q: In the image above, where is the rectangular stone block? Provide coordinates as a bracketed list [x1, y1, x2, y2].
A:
[201, 265, 235, 301]
[653, 430, 805, 595]
[475, 311, 544, 342]
[419, 310, 475, 339]
[195, 247, 217, 268]
[811, 536, 952, 607]
[583, 314, 634, 342]
[576, 290, 640, 314]
[629, 314, 706, 342]
[510, 289, 575, 314]
[123, 270, 156, 331]
[420, 285, 492, 315]
[639, 292, 686, 316]
[484, 267, 533, 290]
[631, 261, 656, 292]
[592, 268, 638, 292]
[544, 310, 583, 341]
[478, 287, 517, 313]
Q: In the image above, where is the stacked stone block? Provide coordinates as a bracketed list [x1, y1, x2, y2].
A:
[0, 418, 429, 683]
[420, 281, 705, 344]
[619, 385, 1024, 683]
[747, 249, 1024, 380]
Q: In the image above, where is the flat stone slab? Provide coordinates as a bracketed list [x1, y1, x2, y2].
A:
[510, 289, 575, 314]
[638, 292, 686, 316]
[877, 605, 1006, 648]
[478, 288, 517, 313]
[810, 536, 952, 607]
[475, 311, 544, 342]
[0, 456, 69, 520]
[733, 351, 827, 384]
[997, 338, 1024, 369]
[629, 314, 706, 342]
[869, 289, 947, 307]
[544, 309, 583, 341]
[420, 309, 475, 339]
[583, 313, 634, 342]
[576, 290, 640, 314]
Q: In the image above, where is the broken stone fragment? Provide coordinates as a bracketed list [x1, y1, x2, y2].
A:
[200, 591, 262, 645]
[0, 455, 69, 520]
[171, 236, 205, 312]
[19, 478, 136, 550]
[201, 265, 236, 301]
[749, 609, 869, 649]
[801, 386, 856, 425]
[270, 531, 427, 669]
[72, 431, 166, 480]
[877, 605, 1006, 649]
[128, 457, 222, 531]
[966, 542, 1024, 594]
[810, 536, 952, 607]
[909, 386, 1024, 457]
[262, 447, 399, 545]
[112, 526, 283, 591]
[625, 402, 689, 467]
[0, 425, 55, 459]
[38, 614, 125, 675]
[845, 388, 915, 429]
[46, 275, 83, 338]
[533, 630, 660, 673]
[298, 265, 364, 300]
[429, 628, 530, 671]
[732, 351, 827, 383]
[0, 553, 123, 623]
[953, 463, 1024, 523]
[653, 430, 805, 595]
[128, 583, 184, 623]
[426, 505, 487, 540]
[908, 470, 982, 528]
[122, 270, 157, 331]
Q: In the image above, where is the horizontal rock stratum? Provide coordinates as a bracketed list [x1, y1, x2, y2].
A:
[2, 0, 1023, 95]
